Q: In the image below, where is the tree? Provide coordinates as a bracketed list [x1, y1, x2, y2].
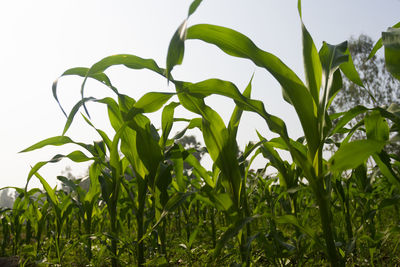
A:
[331, 34, 400, 112]
[59, 166, 90, 193]
[329, 34, 400, 157]
[177, 135, 205, 175]
[0, 188, 15, 208]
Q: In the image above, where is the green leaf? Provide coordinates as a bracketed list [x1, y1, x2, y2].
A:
[330, 140, 385, 172]
[340, 48, 363, 87]
[382, 27, 400, 81]
[368, 21, 400, 59]
[297, 0, 302, 17]
[299, 10, 322, 104]
[188, 0, 202, 16]
[88, 54, 164, 76]
[152, 192, 195, 229]
[170, 146, 185, 192]
[33, 172, 59, 206]
[275, 215, 318, 243]
[186, 24, 318, 154]
[214, 216, 259, 258]
[183, 152, 214, 187]
[166, 20, 187, 80]
[188, 227, 199, 248]
[160, 102, 180, 147]
[127, 119, 162, 178]
[379, 196, 400, 209]
[171, 117, 202, 140]
[81, 113, 113, 150]
[78, 55, 165, 117]
[20, 136, 74, 153]
[201, 109, 241, 206]
[166, 0, 203, 79]
[57, 176, 77, 192]
[26, 151, 92, 184]
[365, 111, 389, 142]
[319, 41, 354, 116]
[368, 39, 383, 60]
[85, 162, 101, 203]
[329, 105, 368, 136]
[52, 67, 116, 117]
[175, 79, 290, 144]
[62, 97, 96, 135]
[109, 124, 125, 177]
[373, 151, 400, 189]
[154, 163, 172, 208]
[102, 97, 124, 131]
[210, 193, 233, 211]
[127, 92, 175, 119]
[228, 75, 253, 138]
[176, 86, 241, 204]
[326, 69, 343, 109]
[66, 150, 92, 162]
[257, 133, 292, 188]
[319, 41, 348, 80]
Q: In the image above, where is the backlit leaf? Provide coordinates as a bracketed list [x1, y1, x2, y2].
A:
[330, 140, 385, 172]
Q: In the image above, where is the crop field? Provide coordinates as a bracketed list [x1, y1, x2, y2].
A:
[1, 1, 400, 266]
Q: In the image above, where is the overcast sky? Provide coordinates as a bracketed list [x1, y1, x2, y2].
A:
[1, 0, 399, 189]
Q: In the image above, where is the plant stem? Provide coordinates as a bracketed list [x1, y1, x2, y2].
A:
[211, 208, 216, 248]
[315, 180, 341, 266]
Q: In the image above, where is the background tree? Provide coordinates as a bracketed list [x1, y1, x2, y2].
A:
[329, 34, 400, 157]
[331, 34, 400, 111]
[0, 188, 15, 208]
[177, 135, 206, 175]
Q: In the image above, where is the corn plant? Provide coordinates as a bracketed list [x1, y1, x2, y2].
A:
[9, 1, 400, 266]
[162, 0, 398, 265]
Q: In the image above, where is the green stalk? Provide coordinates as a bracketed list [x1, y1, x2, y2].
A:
[160, 221, 167, 256]
[182, 206, 190, 243]
[210, 208, 216, 248]
[177, 207, 181, 238]
[136, 178, 147, 267]
[242, 183, 251, 266]
[110, 204, 118, 267]
[56, 218, 62, 264]
[196, 200, 200, 224]
[1, 217, 10, 256]
[84, 211, 93, 261]
[26, 220, 32, 244]
[312, 141, 342, 266]
[314, 177, 341, 266]
[136, 212, 144, 267]
[344, 183, 353, 242]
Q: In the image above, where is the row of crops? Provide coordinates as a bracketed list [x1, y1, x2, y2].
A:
[1, 1, 400, 266]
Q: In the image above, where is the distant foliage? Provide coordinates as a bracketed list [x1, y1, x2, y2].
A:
[332, 34, 400, 111]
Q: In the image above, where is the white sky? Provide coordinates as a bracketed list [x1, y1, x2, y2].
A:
[1, 0, 399, 189]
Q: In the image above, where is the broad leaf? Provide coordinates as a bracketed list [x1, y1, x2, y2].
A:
[126, 92, 175, 119]
[368, 21, 400, 59]
[382, 27, 400, 81]
[160, 102, 180, 148]
[188, 0, 202, 16]
[52, 67, 117, 117]
[26, 151, 92, 183]
[298, 0, 322, 104]
[166, 20, 187, 79]
[228, 75, 253, 138]
[186, 24, 319, 154]
[214, 216, 259, 258]
[330, 140, 385, 172]
[20, 136, 74, 152]
[365, 111, 389, 142]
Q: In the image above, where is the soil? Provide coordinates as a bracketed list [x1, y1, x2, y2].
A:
[0, 256, 19, 267]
